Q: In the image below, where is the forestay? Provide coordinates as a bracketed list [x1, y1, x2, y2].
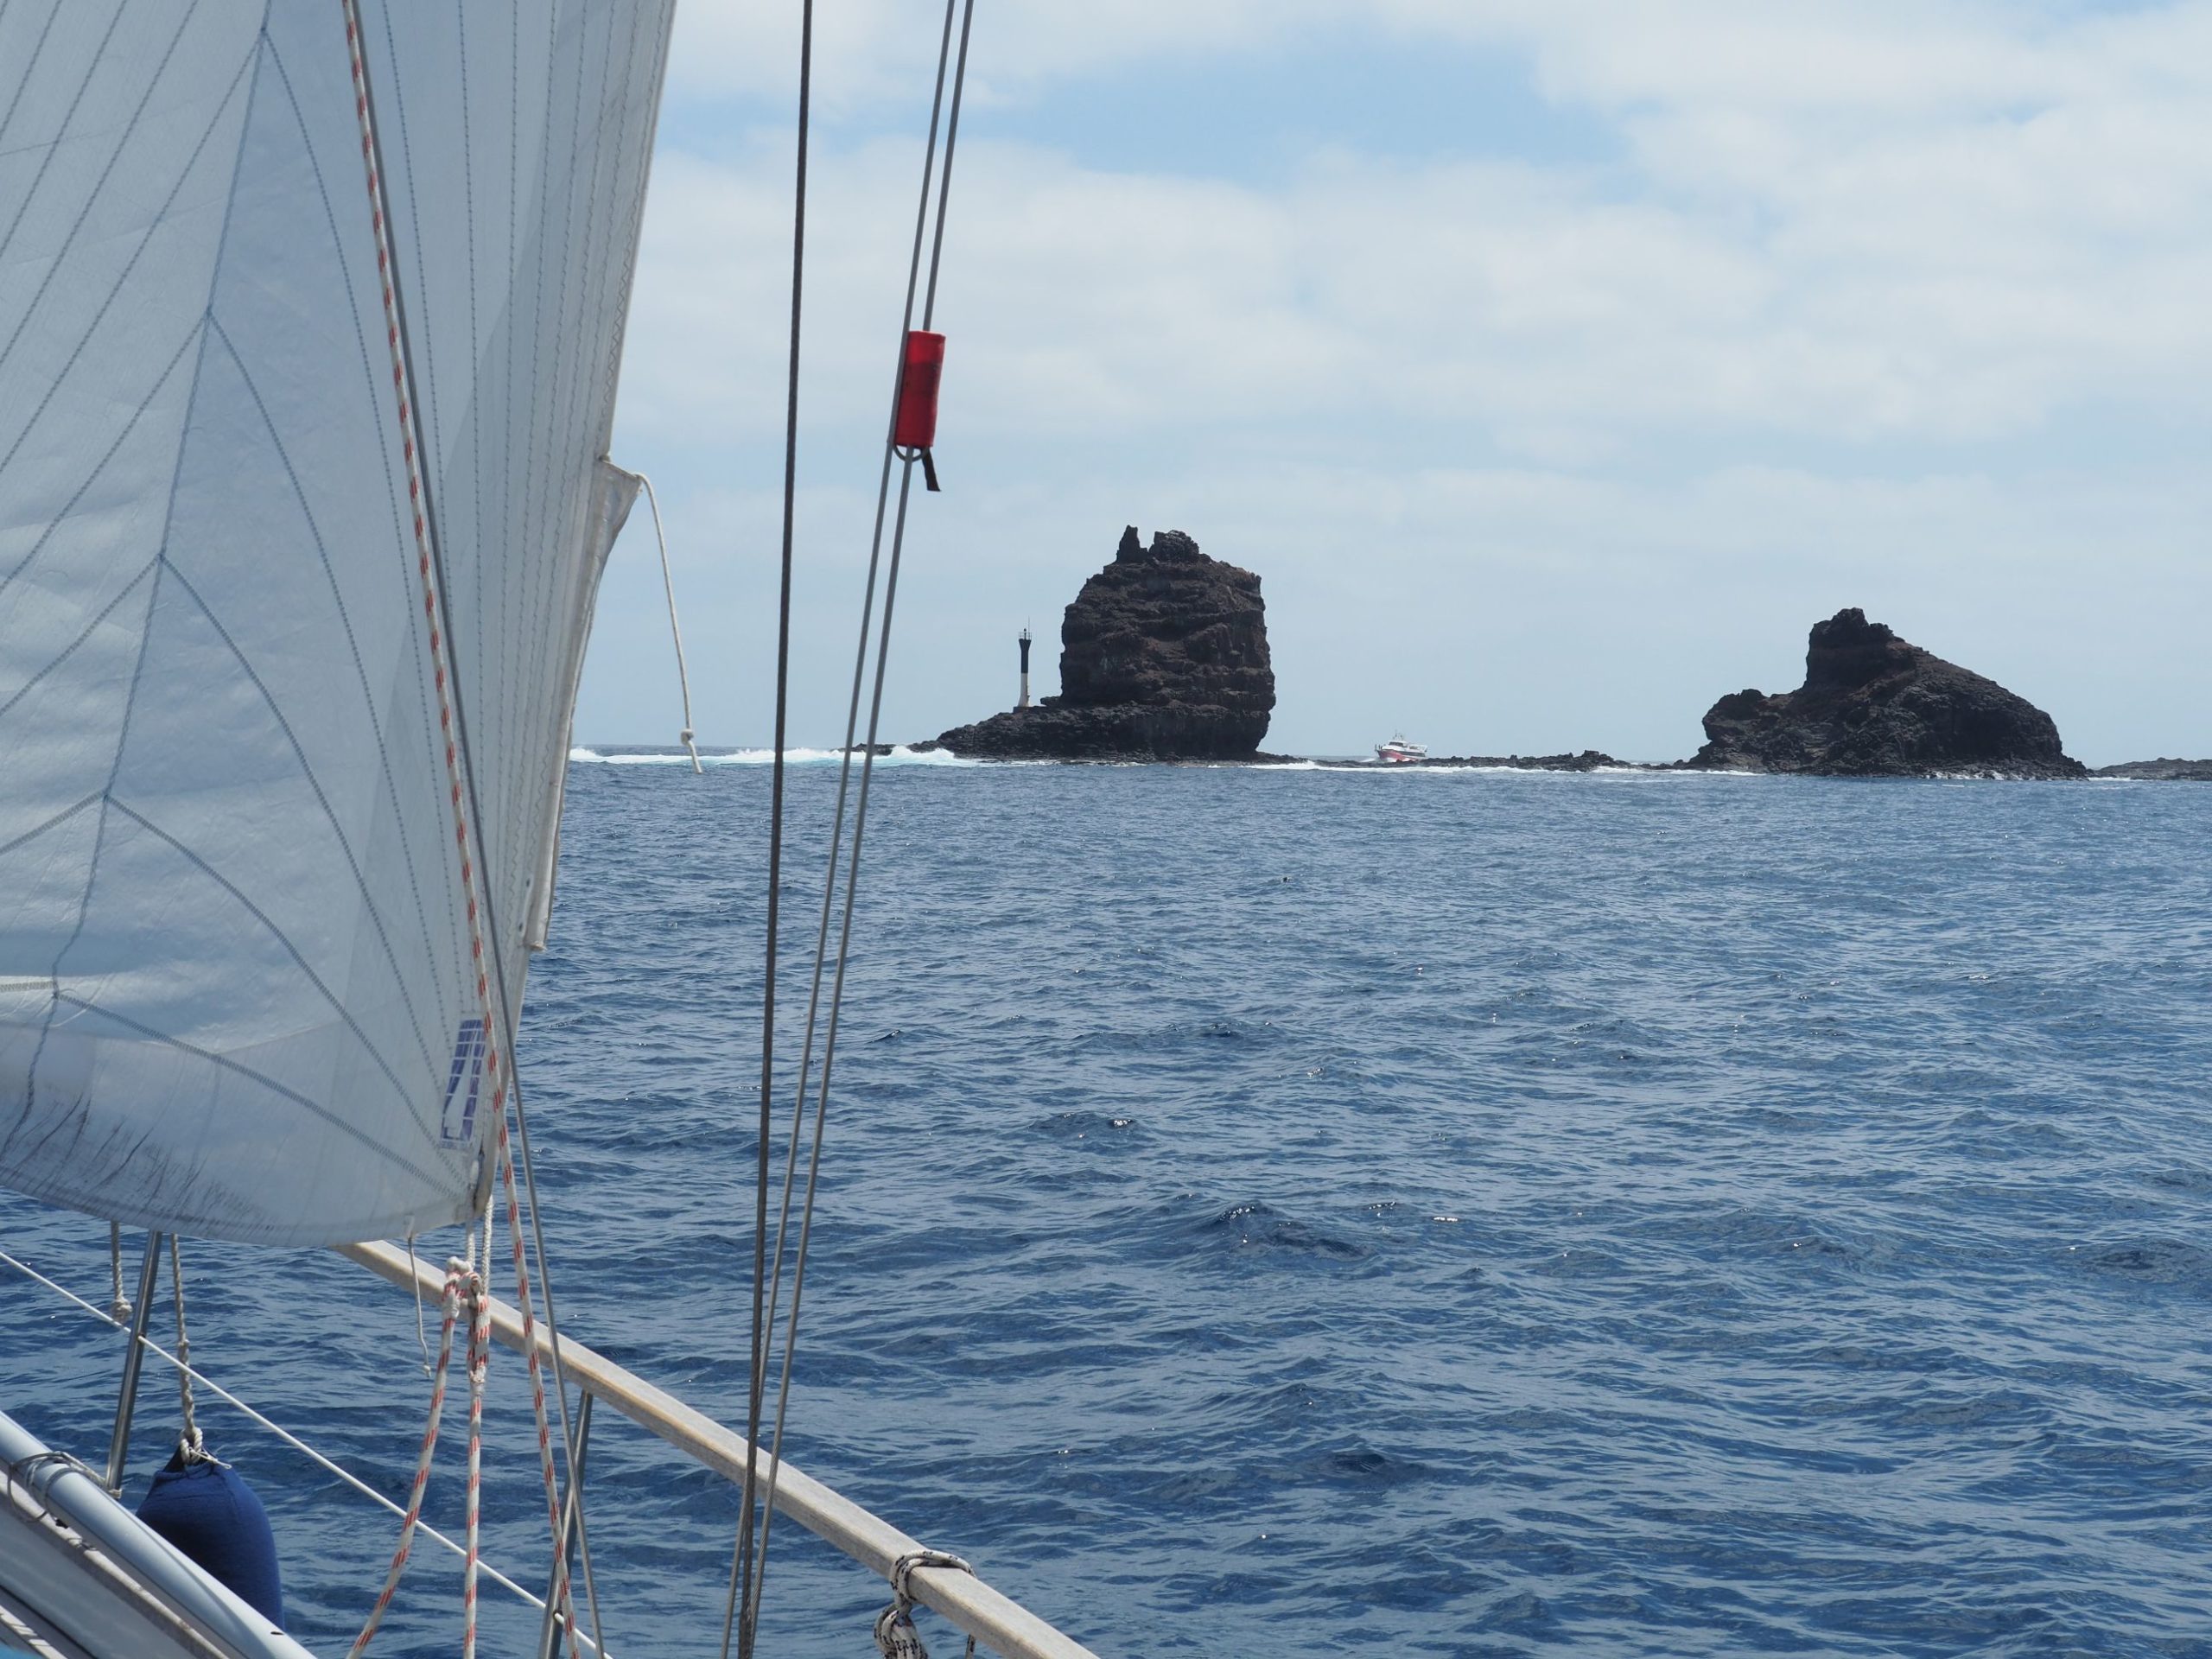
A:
[0, 2, 674, 1245]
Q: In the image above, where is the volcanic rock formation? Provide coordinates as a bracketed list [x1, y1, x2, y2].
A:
[1688, 607, 2083, 779]
[931, 527, 1274, 760]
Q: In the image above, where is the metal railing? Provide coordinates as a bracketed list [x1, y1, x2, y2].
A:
[336, 1242, 1101, 1659]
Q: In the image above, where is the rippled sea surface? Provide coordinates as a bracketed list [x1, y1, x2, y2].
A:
[7, 759, 2212, 1657]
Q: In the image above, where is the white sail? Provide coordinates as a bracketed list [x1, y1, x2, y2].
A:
[0, 1, 674, 1244]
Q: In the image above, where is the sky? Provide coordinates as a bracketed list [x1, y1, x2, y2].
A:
[575, 0, 2212, 765]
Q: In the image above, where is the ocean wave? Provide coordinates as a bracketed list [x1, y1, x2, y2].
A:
[568, 745, 983, 768]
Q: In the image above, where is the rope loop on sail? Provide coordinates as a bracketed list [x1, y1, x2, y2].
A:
[873, 1551, 977, 1659]
[349, 1257, 476, 1657]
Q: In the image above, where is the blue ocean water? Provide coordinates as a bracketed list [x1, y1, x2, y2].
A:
[5, 759, 2211, 1657]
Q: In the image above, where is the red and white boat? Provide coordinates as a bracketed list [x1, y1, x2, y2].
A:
[1376, 734, 1428, 764]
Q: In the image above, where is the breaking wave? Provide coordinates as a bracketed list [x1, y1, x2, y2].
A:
[568, 745, 982, 767]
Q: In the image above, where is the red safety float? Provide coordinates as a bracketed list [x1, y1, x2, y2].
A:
[893, 331, 945, 488]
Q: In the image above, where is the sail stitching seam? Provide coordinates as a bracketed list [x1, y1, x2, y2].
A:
[0, 324, 200, 604]
[46, 993, 445, 1188]
[455, 3, 486, 846]
[340, 9, 588, 1652]
[6, 3, 264, 1160]
[499, 4, 566, 885]
[525, 0, 623, 855]
[154, 550, 445, 1100]
[0, 0, 216, 461]
[0, 42, 251, 499]
[201, 314, 449, 1089]
[590, 2, 668, 442]
[102, 796, 433, 1146]
[522, 3, 632, 867]
[493, 8, 520, 920]
[373, 4, 443, 505]
[0, 793, 100, 867]
[260, 35, 457, 1021]
[0, 4, 67, 162]
[508, 10, 607, 892]
[0, 559, 158, 725]
[338, 0, 506, 1151]
[0, 0, 137, 323]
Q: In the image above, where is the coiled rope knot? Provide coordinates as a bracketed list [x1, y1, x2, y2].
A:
[874, 1550, 976, 1659]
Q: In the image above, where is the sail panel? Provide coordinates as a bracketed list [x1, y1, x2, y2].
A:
[0, 1, 675, 1244]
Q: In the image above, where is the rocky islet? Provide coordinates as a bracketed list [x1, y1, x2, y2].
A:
[926, 527, 1275, 761]
[1684, 607, 2085, 779]
[924, 542, 2194, 777]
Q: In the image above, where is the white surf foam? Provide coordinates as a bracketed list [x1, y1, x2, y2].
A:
[569, 745, 984, 768]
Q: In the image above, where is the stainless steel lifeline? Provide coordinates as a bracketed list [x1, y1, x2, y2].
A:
[339, 1241, 1103, 1659]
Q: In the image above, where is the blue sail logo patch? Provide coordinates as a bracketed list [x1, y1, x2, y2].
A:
[441, 1019, 486, 1144]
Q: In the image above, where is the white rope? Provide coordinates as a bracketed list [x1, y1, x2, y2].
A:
[107, 1222, 130, 1323]
[166, 1236, 208, 1464]
[461, 1263, 492, 1659]
[335, 3, 606, 1648]
[874, 1552, 977, 1659]
[351, 1261, 468, 1657]
[0, 1244, 559, 1624]
[634, 474, 702, 773]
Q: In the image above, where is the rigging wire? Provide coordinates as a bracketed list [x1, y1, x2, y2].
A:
[338, 11, 605, 1653]
[734, 0, 816, 1641]
[635, 473, 703, 772]
[733, 2, 963, 1637]
[740, 0, 960, 1493]
[736, 3, 980, 1649]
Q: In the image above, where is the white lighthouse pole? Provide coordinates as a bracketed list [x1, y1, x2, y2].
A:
[1018, 627, 1033, 709]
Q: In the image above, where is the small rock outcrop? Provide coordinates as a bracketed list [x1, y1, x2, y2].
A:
[931, 527, 1274, 760]
[2092, 759, 2212, 781]
[1689, 608, 2084, 779]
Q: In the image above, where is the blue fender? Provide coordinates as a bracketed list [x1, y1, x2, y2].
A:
[137, 1449, 285, 1629]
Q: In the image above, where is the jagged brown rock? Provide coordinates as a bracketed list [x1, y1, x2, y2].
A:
[929, 527, 1274, 760]
[1688, 607, 2083, 779]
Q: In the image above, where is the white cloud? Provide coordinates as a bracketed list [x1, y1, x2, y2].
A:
[588, 2, 2212, 762]
[621, 110, 2212, 452]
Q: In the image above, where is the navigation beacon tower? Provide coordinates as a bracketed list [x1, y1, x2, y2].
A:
[1017, 627, 1033, 709]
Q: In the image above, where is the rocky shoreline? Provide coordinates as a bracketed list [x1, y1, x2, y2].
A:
[2088, 758, 2212, 782]
[919, 531, 2198, 779]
